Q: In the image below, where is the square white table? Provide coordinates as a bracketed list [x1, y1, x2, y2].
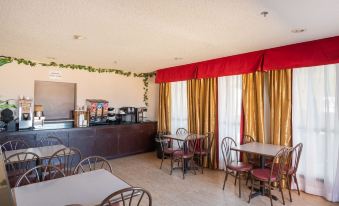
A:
[231, 142, 286, 158]
[163, 134, 206, 141]
[4, 145, 67, 161]
[12, 169, 131, 206]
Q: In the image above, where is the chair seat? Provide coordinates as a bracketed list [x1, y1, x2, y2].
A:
[173, 150, 194, 159]
[251, 168, 277, 182]
[163, 147, 178, 154]
[227, 162, 253, 172]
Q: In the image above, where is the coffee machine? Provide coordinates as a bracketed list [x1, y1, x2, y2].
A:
[18, 99, 33, 129]
[33, 105, 45, 129]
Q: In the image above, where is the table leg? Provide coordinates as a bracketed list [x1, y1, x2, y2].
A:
[183, 142, 188, 174]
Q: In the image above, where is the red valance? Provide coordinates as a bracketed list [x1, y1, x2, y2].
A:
[155, 63, 197, 83]
[196, 51, 264, 78]
[155, 35, 339, 83]
[263, 36, 339, 70]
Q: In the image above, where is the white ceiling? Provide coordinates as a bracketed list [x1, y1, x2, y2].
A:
[1, 0, 339, 72]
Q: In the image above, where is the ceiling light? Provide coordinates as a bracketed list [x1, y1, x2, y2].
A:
[260, 11, 269, 17]
[291, 28, 306, 33]
[73, 35, 86, 40]
[174, 57, 183, 61]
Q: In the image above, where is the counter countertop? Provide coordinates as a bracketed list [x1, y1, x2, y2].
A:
[0, 121, 157, 135]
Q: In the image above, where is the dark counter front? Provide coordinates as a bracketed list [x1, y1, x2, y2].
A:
[0, 122, 157, 159]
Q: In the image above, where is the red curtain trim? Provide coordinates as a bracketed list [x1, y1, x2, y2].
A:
[155, 35, 339, 83]
[263, 36, 339, 70]
[155, 63, 197, 83]
[196, 51, 264, 78]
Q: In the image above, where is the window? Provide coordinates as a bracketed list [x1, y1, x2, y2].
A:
[170, 81, 188, 135]
[292, 64, 339, 201]
[218, 75, 242, 169]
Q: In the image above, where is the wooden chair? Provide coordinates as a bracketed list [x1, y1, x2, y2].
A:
[172, 134, 198, 179]
[243, 135, 260, 167]
[221, 137, 253, 198]
[285, 143, 303, 202]
[100, 187, 152, 206]
[73, 156, 112, 174]
[194, 132, 214, 173]
[37, 136, 64, 147]
[4, 151, 39, 187]
[176, 128, 188, 135]
[48, 147, 82, 176]
[248, 147, 290, 206]
[175, 128, 188, 149]
[15, 165, 65, 187]
[1, 140, 29, 153]
[158, 131, 178, 171]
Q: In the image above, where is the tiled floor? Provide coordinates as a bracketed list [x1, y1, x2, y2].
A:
[108, 152, 338, 206]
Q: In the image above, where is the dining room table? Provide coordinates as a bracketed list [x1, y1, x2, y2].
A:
[4, 144, 67, 162]
[231, 142, 288, 200]
[12, 169, 132, 206]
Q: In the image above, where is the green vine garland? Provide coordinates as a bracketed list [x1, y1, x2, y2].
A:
[0, 56, 156, 106]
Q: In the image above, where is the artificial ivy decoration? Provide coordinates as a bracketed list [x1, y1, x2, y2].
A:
[0, 56, 156, 106]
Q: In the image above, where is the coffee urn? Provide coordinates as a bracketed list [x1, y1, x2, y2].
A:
[18, 99, 33, 129]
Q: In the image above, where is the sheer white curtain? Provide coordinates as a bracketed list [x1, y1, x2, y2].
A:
[170, 81, 188, 135]
[218, 75, 242, 169]
[293, 64, 339, 202]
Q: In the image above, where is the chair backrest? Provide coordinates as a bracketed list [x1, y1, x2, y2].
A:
[204, 132, 215, 152]
[288, 143, 303, 174]
[100, 187, 152, 206]
[270, 147, 290, 183]
[73, 156, 112, 174]
[1, 140, 29, 152]
[243, 135, 255, 144]
[15, 165, 65, 187]
[221, 137, 237, 167]
[38, 136, 64, 147]
[0, 151, 15, 206]
[184, 134, 198, 154]
[176, 128, 188, 135]
[48, 147, 82, 176]
[158, 131, 171, 150]
[4, 152, 40, 179]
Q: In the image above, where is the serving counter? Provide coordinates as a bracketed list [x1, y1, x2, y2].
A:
[0, 122, 157, 159]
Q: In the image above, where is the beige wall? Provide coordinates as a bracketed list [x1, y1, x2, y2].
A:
[0, 63, 158, 121]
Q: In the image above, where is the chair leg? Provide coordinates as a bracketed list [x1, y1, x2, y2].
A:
[279, 181, 285, 205]
[170, 155, 173, 175]
[268, 185, 273, 206]
[293, 174, 301, 196]
[286, 175, 292, 202]
[246, 172, 250, 186]
[201, 155, 204, 174]
[182, 158, 185, 179]
[223, 171, 228, 190]
[248, 175, 254, 203]
[234, 172, 238, 185]
[160, 153, 164, 169]
[191, 158, 197, 175]
[238, 172, 241, 198]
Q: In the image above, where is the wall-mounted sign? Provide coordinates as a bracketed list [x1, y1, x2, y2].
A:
[48, 70, 62, 80]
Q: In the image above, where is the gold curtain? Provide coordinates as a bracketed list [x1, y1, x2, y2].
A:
[242, 71, 265, 143]
[268, 69, 292, 146]
[157, 83, 171, 133]
[187, 78, 217, 169]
